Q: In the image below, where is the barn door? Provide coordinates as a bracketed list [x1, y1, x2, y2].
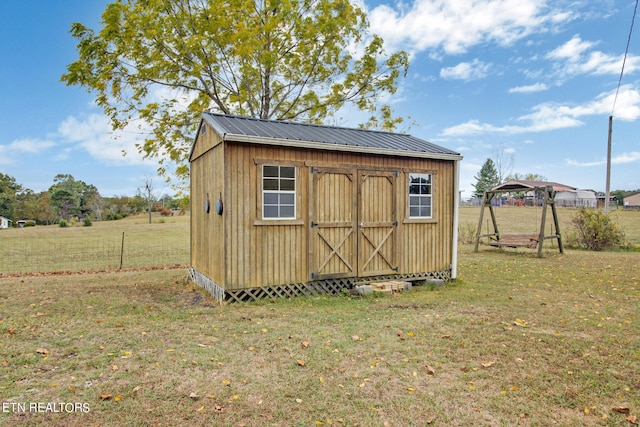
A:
[358, 170, 398, 276]
[310, 168, 357, 279]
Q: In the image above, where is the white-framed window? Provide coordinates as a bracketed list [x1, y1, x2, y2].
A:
[262, 165, 296, 219]
[409, 173, 432, 218]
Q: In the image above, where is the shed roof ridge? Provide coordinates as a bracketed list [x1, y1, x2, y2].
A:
[203, 111, 413, 137]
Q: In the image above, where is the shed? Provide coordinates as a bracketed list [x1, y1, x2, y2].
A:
[189, 113, 463, 302]
[624, 193, 640, 209]
[0, 216, 12, 229]
[556, 189, 597, 208]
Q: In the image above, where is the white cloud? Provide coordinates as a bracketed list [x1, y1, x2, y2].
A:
[509, 83, 549, 93]
[0, 138, 56, 165]
[442, 85, 640, 136]
[368, 0, 573, 55]
[546, 35, 640, 78]
[4, 138, 56, 153]
[57, 114, 150, 165]
[565, 151, 640, 167]
[440, 59, 491, 81]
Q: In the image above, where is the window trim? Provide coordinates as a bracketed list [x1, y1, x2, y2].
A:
[261, 164, 297, 221]
[405, 172, 436, 223]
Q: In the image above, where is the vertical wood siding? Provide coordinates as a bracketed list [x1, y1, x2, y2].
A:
[192, 140, 455, 290]
[190, 131, 224, 284]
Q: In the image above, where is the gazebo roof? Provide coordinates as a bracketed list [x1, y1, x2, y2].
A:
[491, 180, 576, 193]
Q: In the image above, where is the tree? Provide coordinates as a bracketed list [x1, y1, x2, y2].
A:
[473, 158, 500, 199]
[492, 145, 513, 183]
[61, 0, 409, 182]
[0, 173, 22, 220]
[505, 172, 548, 182]
[138, 177, 157, 224]
[48, 174, 102, 220]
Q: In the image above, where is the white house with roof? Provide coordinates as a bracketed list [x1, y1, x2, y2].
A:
[0, 216, 12, 229]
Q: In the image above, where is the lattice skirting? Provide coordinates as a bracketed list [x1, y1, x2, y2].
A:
[189, 268, 452, 303]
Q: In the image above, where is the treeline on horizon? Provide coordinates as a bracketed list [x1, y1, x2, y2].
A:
[0, 172, 188, 225]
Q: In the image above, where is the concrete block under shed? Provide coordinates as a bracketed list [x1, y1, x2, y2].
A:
[355, 285, 374, 296]
[424, 278, 445, 287]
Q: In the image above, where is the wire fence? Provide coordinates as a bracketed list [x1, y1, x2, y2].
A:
[0, 220, 189, 275]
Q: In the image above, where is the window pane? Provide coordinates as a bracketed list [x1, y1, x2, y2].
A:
[264, 193, 279, 205]
[421, 184, 431, 195]
[420, 206, 430, 217]
[280, 193, 295, 205]
[263, 179, 279, 190]
[280, 206, 295, 218]
[409, 184, 420, 194]
[280, 167, 295, 179]
[409, 196, 421, 207]
[264, 206, 279, 218]
[280, 179, 295, 191]
[409, 207, 420, 217]
[263, 165, 279, 177]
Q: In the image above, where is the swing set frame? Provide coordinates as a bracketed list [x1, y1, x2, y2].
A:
[473, 182, 564, 257]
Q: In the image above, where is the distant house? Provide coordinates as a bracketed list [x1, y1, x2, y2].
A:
[0, 216, 12, 229]
[556, 189, 597, 208]
[624, 193, 640, 209]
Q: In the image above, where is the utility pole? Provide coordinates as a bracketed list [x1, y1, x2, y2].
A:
[605, 116, 612, 214]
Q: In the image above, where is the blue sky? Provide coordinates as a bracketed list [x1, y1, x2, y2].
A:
[1, 0, 639, 198]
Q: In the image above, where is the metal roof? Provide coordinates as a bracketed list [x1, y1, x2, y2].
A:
[199, 113, 462, 161]
[491, 180, 577, 192]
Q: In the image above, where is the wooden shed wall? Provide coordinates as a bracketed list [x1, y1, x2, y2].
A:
[221, 142, 455, 291]
[190, 129, 224, 284]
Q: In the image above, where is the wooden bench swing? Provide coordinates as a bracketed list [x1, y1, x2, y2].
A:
[473, 183, 564, 257]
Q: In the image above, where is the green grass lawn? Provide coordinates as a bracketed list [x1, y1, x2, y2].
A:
[459, 206, 640, 247]
[0, 214, 190, 274]
[1, 246, 638, 426]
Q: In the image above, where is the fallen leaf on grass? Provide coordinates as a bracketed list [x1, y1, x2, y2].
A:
[110, 364, 119, 371]
[627, 415, 638, 425]
[5, 328, 16, 335]
[36, 348, 49, 355]
[189, 392, 200, 400]
[114, 395, 123, 402]
[100, 394, 113, 400]
[301, 341, 309, 349]
[352, 335, 360, 341]
[425, 365, 435, 375]
[613, 407, 631, 414]
[481, 361, 495, 368]
[196, 405, 204, 412]
[513, 318, 528, 327]
[297, 359, 306, 367]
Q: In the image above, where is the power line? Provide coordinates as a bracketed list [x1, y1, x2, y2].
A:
[611, 0, 639, 115]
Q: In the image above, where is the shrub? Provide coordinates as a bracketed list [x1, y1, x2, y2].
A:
[570, 208, 625, 251]
[458, 222, 477, 244]
[59, 219, 68, 228]
[83, 217, 92, 227]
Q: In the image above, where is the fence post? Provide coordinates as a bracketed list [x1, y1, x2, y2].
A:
[120, 232, 125, 270]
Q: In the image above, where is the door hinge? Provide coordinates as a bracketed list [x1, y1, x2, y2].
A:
[393, 221, 398, 227]
[310, 221, 318, 228]
[391, 266, 399, 272]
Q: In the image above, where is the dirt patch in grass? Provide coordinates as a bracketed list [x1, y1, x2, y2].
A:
[1, 249, 638, 426]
